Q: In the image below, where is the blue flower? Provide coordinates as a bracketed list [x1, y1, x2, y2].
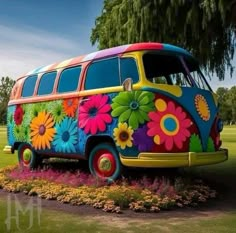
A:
[53, 117, 77, 153]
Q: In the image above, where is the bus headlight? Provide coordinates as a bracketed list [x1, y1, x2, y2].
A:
[217, 118, 224, 132]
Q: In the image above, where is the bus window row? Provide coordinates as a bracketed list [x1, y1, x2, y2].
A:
[21, 57, 139, 98]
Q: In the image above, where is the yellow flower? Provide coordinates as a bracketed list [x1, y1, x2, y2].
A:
[30, 111, 55, 150]
[113, 122, 133, 149]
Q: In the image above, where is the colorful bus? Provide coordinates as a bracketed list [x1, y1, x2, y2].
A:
[4, 42, 228, 181]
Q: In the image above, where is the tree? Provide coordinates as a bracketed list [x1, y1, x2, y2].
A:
[228, 86, 236, 122]
[216, 86, 236, 124]
[216, 87, 232, 123]
[91, 0, 236, 80]
[0, 77, 15, 124]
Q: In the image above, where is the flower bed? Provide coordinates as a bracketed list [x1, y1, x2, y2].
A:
[0, 165, 217, 213]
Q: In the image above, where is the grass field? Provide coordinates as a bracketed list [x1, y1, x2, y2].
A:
[0, 125, 236, 233]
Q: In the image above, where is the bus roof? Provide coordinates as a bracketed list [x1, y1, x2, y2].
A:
[22, 42, 192, 78]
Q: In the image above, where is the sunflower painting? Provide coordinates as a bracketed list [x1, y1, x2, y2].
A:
[113, 122, 133, 149]
[30, 111, 55, 150]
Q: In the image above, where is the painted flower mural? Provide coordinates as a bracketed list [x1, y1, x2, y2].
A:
[195, 94, 210, 121]
[13, 125, 24, 142]
[79, 94, 112, 135]
[30, 111, 55, 150]
[50, 101, 66, 124]
[113, 122, 133, 149]
[14, 105, 24, 125]
[111, 91, 155, 130]
[63, 98, 78, 118]
[31, 103, 45, 118]
[53, 117, 77, 153]
[133, 125, 154, 151]
[147, 99, 191, 151]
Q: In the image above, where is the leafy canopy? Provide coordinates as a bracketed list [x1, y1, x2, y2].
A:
[0, 77, 15, 124]
[91, 0, 236, 80]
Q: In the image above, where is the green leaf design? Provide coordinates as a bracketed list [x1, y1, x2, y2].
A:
[119, 109, 131, 122]
[111, 106, 129, 117]
[139, 109, 150, 121]
[134, 90, 142, 100]
[207, 137, 215, 152]
[139, 96, 150, 105]
[189, 134, 202, 152]
[129, 111, 138, 130]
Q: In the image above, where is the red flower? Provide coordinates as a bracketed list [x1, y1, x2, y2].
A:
[14, 105, 24, 125]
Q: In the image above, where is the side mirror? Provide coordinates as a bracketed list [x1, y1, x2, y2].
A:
[122, 78, 133, 91]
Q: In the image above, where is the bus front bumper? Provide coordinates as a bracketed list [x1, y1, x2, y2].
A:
[3, 145, 14, 154]
[120, 149, 228, 168]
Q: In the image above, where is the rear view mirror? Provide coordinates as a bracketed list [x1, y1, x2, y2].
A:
[122, 78, 133, 91]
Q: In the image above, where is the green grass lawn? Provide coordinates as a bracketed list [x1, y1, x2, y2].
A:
[0, 125, 236, 233]
[0, 126, 17, 167]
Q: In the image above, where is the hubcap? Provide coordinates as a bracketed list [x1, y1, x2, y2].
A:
[94, 151, 116, 177]
[22, 148, 32, 165]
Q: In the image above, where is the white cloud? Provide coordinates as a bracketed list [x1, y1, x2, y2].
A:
[0, 24, 91, 79]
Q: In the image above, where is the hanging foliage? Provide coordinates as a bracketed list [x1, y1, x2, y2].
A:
[91, 0, 236, 80]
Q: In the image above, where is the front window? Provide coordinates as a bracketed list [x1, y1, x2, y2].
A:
[184, 57, 212, 91]
[143, 53, 192, 87]
[142, 52, 211, 91]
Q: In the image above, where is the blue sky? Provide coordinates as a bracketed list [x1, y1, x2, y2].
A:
[0, 0, 234, 90]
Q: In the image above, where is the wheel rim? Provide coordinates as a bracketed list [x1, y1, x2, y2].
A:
[93, 149, 116, 177]
[20, 145, 32, 166]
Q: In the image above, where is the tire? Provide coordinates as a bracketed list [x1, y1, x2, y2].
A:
[89, 143, 122, 182]
[18, 143, 39, 169]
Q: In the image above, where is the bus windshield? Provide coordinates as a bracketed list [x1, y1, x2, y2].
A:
[142, 52, 211, 91]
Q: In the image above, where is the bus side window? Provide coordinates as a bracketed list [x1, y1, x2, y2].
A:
[84, 57, 119, 90]
[37, 71, 57, 95]
[21, 75, 37, 97]
[120, 58, 139, 84]
[57, 66, 81, 93]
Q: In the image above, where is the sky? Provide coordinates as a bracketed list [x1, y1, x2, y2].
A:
[0, 0, 235, 91]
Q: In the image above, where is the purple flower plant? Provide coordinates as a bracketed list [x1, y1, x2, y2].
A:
[9, 167, 106, 187]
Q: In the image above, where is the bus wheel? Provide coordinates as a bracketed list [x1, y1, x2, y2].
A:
[18, 143, 38, 169]
[89, 143, 122, 182]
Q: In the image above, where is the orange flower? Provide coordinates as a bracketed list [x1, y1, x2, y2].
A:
[30, 111, 55, 150]
[63, 98, 78, 117]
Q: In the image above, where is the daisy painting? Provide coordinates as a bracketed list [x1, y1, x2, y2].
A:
[79, 94, 112, 135]
[53, 117, 77, 153]
[147, 99, 191, 151]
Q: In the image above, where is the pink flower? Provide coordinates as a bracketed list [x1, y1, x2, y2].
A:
[79, 94, 112, 135]
[14, 105, 24, 125]
[147, 99, 191, 151]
